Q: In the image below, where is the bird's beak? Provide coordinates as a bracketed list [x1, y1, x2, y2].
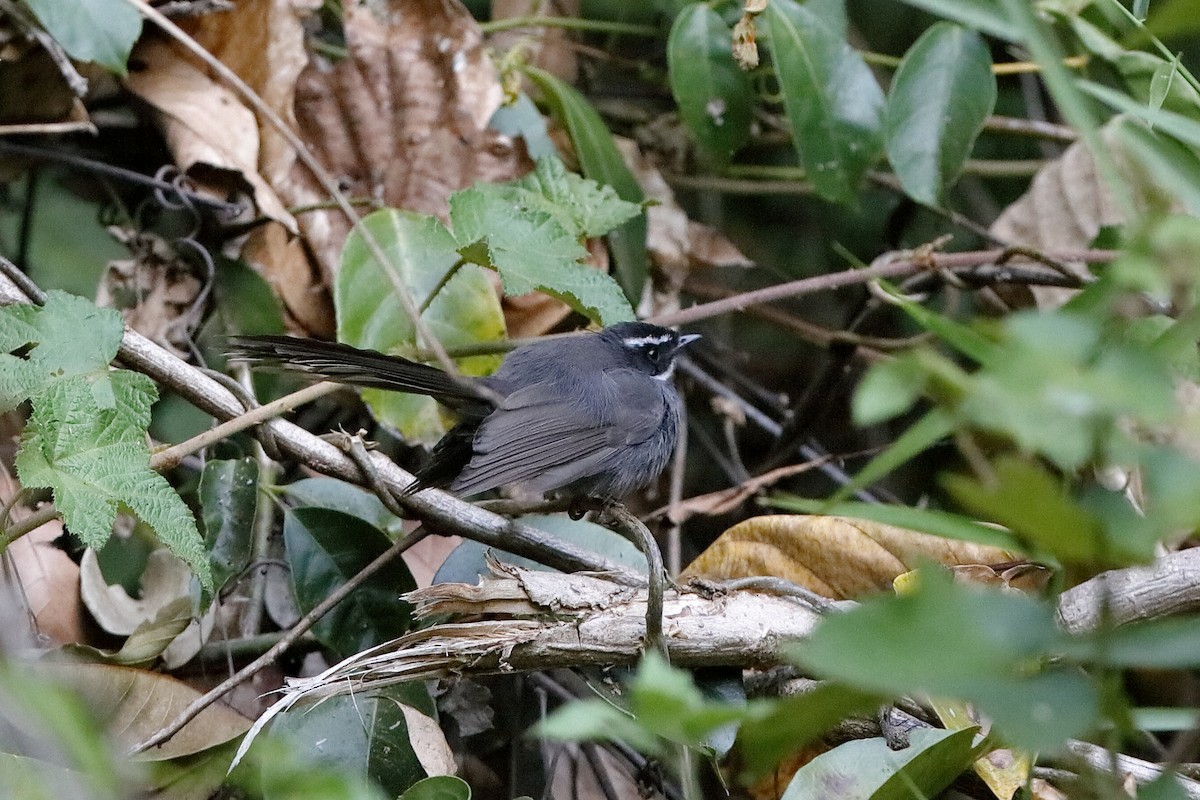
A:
[677, 333, 702, 349]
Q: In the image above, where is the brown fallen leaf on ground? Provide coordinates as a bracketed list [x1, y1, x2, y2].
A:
[683, 515, 1017, 599]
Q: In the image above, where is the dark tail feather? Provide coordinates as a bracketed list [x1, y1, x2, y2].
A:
[226, 335, 486, 405]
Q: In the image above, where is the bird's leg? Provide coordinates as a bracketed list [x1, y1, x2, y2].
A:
[597, 501, 668, 661]
[567, 495, 605, 521]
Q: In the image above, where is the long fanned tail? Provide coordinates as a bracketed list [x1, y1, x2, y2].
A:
[226, 336, 486, 406]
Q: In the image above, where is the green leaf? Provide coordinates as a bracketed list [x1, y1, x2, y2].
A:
[2, 293, 209, 588]
[283, 508, 416, 658]
[852, 354, 927, 425]
[941, 456, 1122, 564]
[267, 686, 438, 798]
[892, 0, 1018, 42]
[523, 65, 649, 304]
[535, 698, 665, 757]
[509, 156, 642, 239]
[780, 726, 983, 800]
[828, 408, 954, 504]
[736, 683, 885, 777]
[199, 458, 259, 593]
[885, 23, 997, 205]
[23, 0, 142, 74]
[336, 210, 506, 446]
[958, 312, 1175, 471]
[450, 184, 635, 325]
[400, 775, 472, 800]
[281, 477, 401, 533]
[764, 0, 885, 204]
[1112, 117, 1200, 216]
[884, 287, 1000, 365]
[1063, 616, 1200, 669]
[794, 568, 1098, 750]
[667, 4, 753, 163]
[1083, 80, 1200, 150]
[433, 513, 646, 584]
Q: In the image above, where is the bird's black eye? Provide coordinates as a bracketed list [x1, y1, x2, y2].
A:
[646, 347, 659, 360]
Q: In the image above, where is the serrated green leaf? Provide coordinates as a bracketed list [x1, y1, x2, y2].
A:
[24, 0, 142, 75]
[336, 210, 506, 446]
[283, 508, 416, 658]
[509, 157, 641, 238]
[764, 0, 884, 205]
[667, 5, 753, 163]
[2, 294, 209, 589]
[886, 23, 997, 205]
[450, 185, 635, 325]
[523, 65, 648, 304]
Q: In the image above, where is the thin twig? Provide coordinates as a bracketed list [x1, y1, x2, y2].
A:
[651, 249, 1118, 328]
[149, 382, 339, 471]
[0, 504, 60, 549]
[132, 526, 432, 754]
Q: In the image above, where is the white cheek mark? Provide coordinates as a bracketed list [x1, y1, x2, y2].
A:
[654, 361, 677, 381]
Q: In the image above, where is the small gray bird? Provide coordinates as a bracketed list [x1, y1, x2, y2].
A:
[228, 322, 698, 499]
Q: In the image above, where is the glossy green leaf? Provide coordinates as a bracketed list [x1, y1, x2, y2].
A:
[667, 4, 753, 163]
[523, 65, 648, 303]
[267, 686, 438, 798]
[896, 0, 1016, 41]
[794, 569, 1099, 750]
[283, 508, 417, 658]
[433, 512, 646, 584]
[736, 683, 885, 777]
[400, 775, 472, 800]
[781, 726, 982, 800]
[765, 0, 884, 204]
[24, 0, 142, 74]
[336, 210, 506, 446]
[886, 23, 997, 205]
[199, 458, 259, 592]
[282, 477, 401, 533]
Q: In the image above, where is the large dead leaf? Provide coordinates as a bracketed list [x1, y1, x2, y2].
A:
[988, 119, 1173, 309]
[682, 515, 1017, 599]
[38, 662, 250, 761]
[279, 0, 533, 284]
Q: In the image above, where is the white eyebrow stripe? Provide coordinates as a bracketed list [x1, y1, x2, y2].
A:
[622, 334, 672, 348]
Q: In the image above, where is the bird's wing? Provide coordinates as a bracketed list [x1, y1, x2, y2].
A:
[449, 373, 669, 497]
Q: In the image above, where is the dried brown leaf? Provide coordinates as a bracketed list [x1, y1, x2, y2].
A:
[280, 0, 533, 283]
[38, 662, 250, 761]
[682, 515, 1017, 599]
